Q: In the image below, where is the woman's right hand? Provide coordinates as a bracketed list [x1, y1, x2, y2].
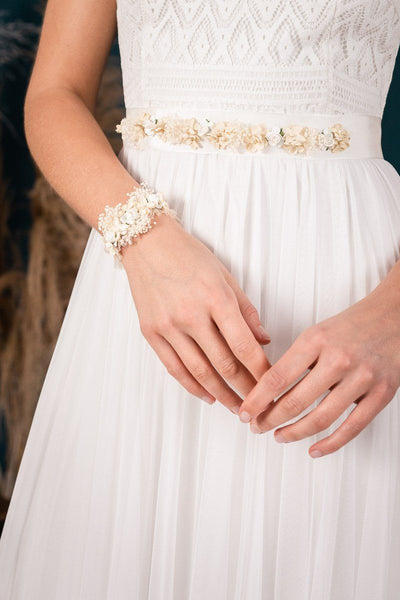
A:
[121, 212, 272, 414]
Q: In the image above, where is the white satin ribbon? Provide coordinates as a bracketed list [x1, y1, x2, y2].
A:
[124, 107, 383, 159]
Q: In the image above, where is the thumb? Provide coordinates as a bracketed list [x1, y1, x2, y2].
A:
[224, 271, 271, 345]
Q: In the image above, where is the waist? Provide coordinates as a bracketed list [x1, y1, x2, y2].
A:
[122, 107, 383, 159]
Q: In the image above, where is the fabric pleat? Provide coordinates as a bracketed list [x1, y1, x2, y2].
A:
[1, 143, 400, 599]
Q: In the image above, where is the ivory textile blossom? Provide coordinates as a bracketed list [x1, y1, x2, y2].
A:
[205, 120, 244, 151]
[241, 123, 269, 152]
[329, 123, 351, 152]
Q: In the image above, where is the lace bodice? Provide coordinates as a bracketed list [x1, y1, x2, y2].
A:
[116, 0, 400, 117]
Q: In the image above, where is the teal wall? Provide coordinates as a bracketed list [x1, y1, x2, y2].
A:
[383, 47, 400, 174]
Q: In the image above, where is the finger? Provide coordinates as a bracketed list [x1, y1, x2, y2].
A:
[223, 270, 271, 345]
[162, 328, 244, 414]
[307, 381, 392, 458]
[187, 316, 259, 397]
[254, 359, 340, 433]
[146, 333, 217, 405]
[211, 293, 272, 382]
[238, 334, 319, 422]
[271, 368, 373, 442]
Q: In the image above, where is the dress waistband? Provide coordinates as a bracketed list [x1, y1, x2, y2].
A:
[123, 108, 383, 159]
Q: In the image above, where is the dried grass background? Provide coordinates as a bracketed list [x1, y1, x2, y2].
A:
[0, 56, 124, 499]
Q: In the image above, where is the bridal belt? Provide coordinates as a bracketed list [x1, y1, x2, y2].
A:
[119, 108, 383, 159]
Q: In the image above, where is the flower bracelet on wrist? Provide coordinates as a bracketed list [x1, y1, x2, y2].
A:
[97, 181, 180, 267]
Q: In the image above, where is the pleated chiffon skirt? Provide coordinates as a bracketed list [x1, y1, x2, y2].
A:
[1, 140, 400, 600]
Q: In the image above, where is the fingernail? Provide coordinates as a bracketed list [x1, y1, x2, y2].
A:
[274, 432, 287, 443]
[239, 410, 252, 423]
[310, 449, 323, 458]
[257, 325, 271, 341]
[250, 422, 261, 434]
[230, 405, 240, 414]
[201, 395, 214, 404]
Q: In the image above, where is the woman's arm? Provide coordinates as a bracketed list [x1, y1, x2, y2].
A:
[24, 0, 138, 230]
[24, 0, 272, 412]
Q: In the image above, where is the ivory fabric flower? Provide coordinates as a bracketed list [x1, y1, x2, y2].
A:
[205, 120, 244, 150]
[158, 117, 203, 148]
[330, 123, 351, 153]
[241, 123, 268, 152]
[282, 125, 317, 154]
[116, 116, 147, 145]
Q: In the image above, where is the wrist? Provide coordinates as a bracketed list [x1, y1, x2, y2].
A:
[366, 270, 400, 319]
[97, 181, 181, 267]
[120, 211, 182, 268]
[359, 284, 400, 333]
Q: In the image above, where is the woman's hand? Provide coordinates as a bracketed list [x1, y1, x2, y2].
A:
[237, 289, 400, 457]
[121, 213, 272, 414]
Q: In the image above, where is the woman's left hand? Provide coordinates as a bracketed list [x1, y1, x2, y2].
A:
[237, 290, 400, 458]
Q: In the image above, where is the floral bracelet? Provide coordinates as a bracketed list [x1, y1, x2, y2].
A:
[116, 112, 351, 155]
[97, 182, 180, 267]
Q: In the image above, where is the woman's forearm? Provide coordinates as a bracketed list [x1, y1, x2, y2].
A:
[24, 86, 139, 230]
[366, 257, 400, 317]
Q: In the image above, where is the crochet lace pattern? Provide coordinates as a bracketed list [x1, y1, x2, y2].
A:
[116, 0, 400, 117]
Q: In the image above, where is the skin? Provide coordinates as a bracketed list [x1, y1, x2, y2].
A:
[24, 0, 400, 457]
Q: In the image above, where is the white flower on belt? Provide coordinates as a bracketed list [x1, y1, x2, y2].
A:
[266, 126, 284, 147]
[318, 127, 335, 150]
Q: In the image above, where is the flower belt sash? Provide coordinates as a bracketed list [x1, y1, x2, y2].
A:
[118, 109, 384, 159]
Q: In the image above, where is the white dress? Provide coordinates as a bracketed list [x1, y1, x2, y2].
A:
[1, 1, 400, 598]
